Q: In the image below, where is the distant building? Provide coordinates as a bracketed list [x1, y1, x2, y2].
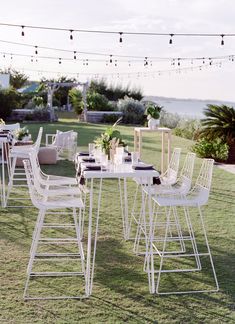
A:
[0, 74, 10, 89]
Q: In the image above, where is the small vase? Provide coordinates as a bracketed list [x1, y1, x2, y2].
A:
[148, 118, 160, 130]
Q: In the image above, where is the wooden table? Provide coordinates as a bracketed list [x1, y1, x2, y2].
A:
[134, 127, 172, 174]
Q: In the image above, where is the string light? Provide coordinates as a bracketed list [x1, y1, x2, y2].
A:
[73, 51, 77, 60]
[8, 58, 228, 80]
[119, 32, 123, 43]
[59, 58, 62, 64]
[21, 25, 25, 37]
[35, 46, 38, 55]
[221, 34, 224, 45]
[109, 55, 113, 63]
[0, 22, 235, 46]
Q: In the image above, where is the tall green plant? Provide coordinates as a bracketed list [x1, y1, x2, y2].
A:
[201, 104, 235, 143]
[68, 88, 83, 115]
[200, 104, 235, 163]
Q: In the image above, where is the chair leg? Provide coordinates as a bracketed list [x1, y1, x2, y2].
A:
[24, 208, 87, 300]
[149, 205, 219, 295]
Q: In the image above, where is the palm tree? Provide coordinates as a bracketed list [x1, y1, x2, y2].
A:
[200, 104, 235, 163]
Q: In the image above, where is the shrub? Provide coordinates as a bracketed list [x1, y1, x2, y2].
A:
[173, 118, 201, 140]
[0, 87, 22, 119]
[191, 138, 228, 162]
[87, 92, 113, 111]
[117, 96, 145, 124]
[69, 88, 83, 115]
[24, 108, 50, 121]
[32, 96, 44, 108]
[102, 114, 122, 124]
[88, 79, 143, 101]
[160, 110, 181, 129]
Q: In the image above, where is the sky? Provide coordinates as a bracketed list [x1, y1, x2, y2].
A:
[0, 0, 235, 101]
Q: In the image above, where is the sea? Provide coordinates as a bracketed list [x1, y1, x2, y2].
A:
[143, 96, 235, 118]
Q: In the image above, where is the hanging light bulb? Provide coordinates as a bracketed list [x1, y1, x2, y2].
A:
[177, 58, 181, 66]
[35, 46, 38, 55]
[59, 58, 62, 64]
[110, 55, 113, 63]
[21, 26, 25, 37]
[70, 30, 73, 40]
[73, 51, 77, 60]
[119, 32, 123, 43]
[169, 34, 174, 44]
[30, 56, 33, 62]
[221, 34, 224, 45]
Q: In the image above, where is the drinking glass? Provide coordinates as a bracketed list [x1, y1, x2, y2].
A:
[88, 143, 95, 156]
[131, 152, 139, 165]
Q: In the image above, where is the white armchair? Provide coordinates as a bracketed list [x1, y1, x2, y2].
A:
[46, 130, 77, 161]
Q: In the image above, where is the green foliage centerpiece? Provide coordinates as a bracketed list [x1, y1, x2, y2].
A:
[94, 118, 126, 158]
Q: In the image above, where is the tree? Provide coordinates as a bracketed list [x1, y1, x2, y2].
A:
[69, 88, 83, 115]
[41, 76, 76, 107]
[0, 87, 22, 119]
[0, 69, 28, 89]
[200, 104, 235, 163]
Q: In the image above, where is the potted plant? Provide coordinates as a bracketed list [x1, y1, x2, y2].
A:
[94, 118, 126, 158]
[0, 118, 5, 130]
[14, 127, 30, 141]
[145, 103, 162, 129]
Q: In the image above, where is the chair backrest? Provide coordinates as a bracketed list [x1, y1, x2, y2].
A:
[177, 152, 196, 194]
[162, 148, 181, 185]
[193, 159, 214, 205]
[23, 158, 42, 209]
[53, 130, 74, 148]
[53, 130, 77, 161]
[32, 127, 43, 153]
[1, 123, 20, 132]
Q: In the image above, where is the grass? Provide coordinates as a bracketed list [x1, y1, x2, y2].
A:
[0, 117, 235, 323]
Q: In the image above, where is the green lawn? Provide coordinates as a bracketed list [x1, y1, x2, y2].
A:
[0, 118, 235, 323]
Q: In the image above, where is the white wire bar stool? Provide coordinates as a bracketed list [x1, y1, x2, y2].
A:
[134, 152, 196, 255]
[145, 159, 219, 295]
[6, 127, 43, 207]
[130, 148, 182, 241]
[0, 137, 10, 207]
[23, 159, 86, 300]
[29, 150, 78, 189]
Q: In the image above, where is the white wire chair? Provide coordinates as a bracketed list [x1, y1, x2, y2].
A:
[145, 159, 219, 295]
[6, 127, 43, 207]
[130, 148, 182, 241]
[134, 152, 196, 255]
[22, 158, 85, 300]
[46, 130, 77, 161]
[160, 147, 181, 186]
[0, 122, 20, 132]
[28, 151, 79, 196]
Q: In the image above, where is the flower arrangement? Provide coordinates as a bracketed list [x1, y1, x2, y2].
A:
[0, 118, 5, 125]
[94, 118, 126, 156]
[145, 103, 162, 120]
[14, 127, 29, 141]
